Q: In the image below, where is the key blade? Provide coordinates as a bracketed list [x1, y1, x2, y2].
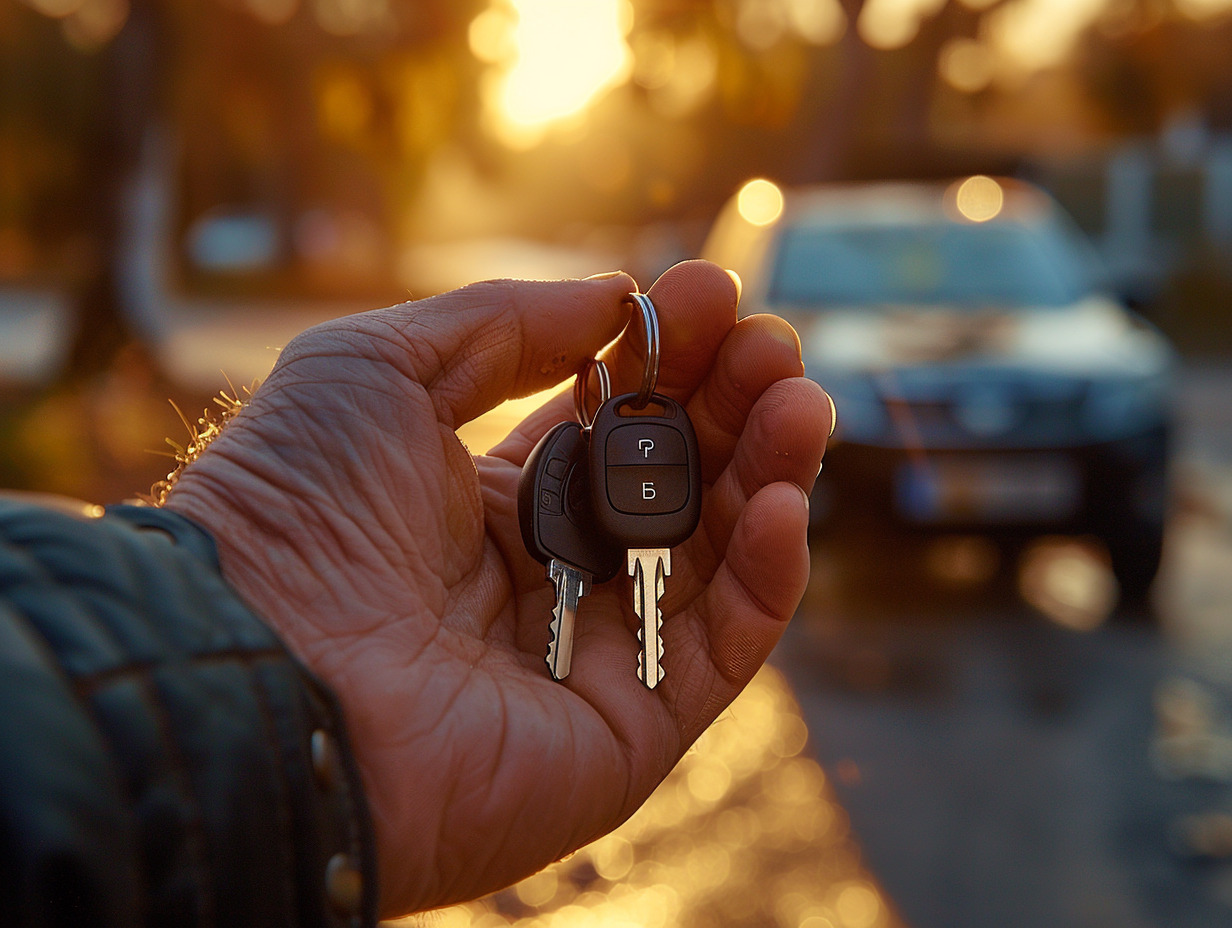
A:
[547, 560, 590, 681]
[629, 548, 670, 689]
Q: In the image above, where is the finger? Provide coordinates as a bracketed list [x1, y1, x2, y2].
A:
[671, 376, 830, 606]
[691, 481, 811, 698]
[602, 260, 739, 402]
[684, 312, 807, 485]
[360, 272, 636, 429]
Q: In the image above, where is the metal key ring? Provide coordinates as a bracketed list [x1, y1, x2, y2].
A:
[624, 292, 661, 409]
[573, 357, 611, 430]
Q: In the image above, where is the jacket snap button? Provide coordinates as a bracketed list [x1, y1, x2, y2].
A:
[325, 852, 363, 917]
[311, 729, 339, 791]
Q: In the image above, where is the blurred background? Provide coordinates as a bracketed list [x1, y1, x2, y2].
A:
[4, 0, 1232, 925]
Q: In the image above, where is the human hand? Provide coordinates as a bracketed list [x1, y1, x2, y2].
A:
[163, 260, 832, 917]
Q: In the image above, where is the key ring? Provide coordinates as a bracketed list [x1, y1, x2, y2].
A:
[573, 357, 611, 430]
[624, 292, 660, 409]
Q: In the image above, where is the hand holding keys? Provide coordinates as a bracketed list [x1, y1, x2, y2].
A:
[518, 293, 702, 688]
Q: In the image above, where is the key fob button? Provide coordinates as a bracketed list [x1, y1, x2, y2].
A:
[545, 457, 568, 479]
[539, 488, 562, 515]
[607, 464, 690, 514]
[605, 424, 687, 467]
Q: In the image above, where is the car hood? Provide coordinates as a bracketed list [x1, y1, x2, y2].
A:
[790, 296, 1173, 381]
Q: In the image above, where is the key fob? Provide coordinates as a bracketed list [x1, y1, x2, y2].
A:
[518, 421, 623, 584]
[588, 393, 702, 549]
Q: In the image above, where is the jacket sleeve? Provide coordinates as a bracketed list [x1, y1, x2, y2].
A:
[0, 499, 377, 927]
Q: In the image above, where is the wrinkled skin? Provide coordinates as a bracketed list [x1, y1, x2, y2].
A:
[164, 261, 831, 917]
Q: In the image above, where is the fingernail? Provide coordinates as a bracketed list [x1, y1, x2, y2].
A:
[825, 390, 837, 437]
[796, 483, 811, 512]
[725, 268, 743, 305]
[585, 270, 624, 281]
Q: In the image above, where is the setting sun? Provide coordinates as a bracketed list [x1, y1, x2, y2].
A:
[472, 0, 634, 148]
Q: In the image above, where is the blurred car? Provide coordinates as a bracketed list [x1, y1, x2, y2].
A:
[703, 176, 1178, 601]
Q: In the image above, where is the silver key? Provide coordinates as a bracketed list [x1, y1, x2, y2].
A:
[517, 362, 621, 681]
[547, 560, 589, 679]
[628, 548, 669, 688]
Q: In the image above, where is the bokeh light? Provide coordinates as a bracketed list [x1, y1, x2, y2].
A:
[857, 0, 944, 50]
[952, 175, 1005, 223]
[938, 37, 995, 93]
[1018, 537, 1118, 631]
[737, 178, 785, 226]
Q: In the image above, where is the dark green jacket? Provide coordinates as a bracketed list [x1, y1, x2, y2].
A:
[0, 500, 376, 927]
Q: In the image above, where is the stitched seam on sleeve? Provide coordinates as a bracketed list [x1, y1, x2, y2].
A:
[248, 665, 302, 924]
[135, 669, 218, 928]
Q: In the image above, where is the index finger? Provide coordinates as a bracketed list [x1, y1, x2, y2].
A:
[350, 272, 637, 431]
[490, 260, 740, 466]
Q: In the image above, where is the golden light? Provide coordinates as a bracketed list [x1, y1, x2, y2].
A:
[984, 0, 1105, 78]
[857, 0, 944, 50]
[313, 0, 388, 35]
[1175, 0, 1232, 20]
[1018, 537, 1118, 631]
[834, 881, 883, 928]
[61, 0, 128, 49]
[736, 178, 785, 226]
[736, 0, 790, 51]
[473, 0, 634, 148]
[246, 0, 296, 25]
[953, 175, 1005, 223]
[641, 31, 719, 118]
[788, 0, 847, 46]
[21, 0, 83, 17]
[939, 37, 995, 93]
[384, 666, 889, 928]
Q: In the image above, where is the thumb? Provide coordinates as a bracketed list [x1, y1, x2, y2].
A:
[368, 272, 636, 429]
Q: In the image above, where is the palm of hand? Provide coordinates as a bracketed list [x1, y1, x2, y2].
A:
[165, 264, 829, 917]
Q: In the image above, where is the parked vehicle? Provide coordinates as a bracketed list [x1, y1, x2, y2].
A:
[704, 176, 1178, 600]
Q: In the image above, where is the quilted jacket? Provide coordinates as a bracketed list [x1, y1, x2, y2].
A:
[0, 498, 377, 927]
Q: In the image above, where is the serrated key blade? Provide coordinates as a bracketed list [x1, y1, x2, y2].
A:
[629, 548, 669, 689]
[547, 560, 590, 681]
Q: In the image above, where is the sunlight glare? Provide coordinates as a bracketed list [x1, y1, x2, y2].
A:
[474, 0, 634, 147]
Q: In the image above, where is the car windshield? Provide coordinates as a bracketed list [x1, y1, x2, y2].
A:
[768, 219, 1096, 309]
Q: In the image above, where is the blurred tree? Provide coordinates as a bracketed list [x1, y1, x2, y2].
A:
[68, 0, 170, 380]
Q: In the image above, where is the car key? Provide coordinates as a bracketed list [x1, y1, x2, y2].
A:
[519, 420, 623, 681]
[588, 392, 702, 688]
